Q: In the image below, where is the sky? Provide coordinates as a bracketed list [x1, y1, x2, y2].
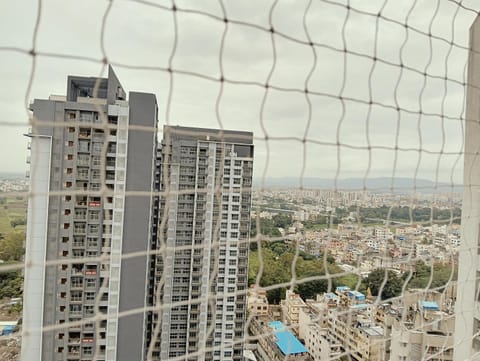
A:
[1, 0, 479, 186]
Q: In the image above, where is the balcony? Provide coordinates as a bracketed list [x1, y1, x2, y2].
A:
[74, 212, 86, 220]
[74, 227, 86, 234]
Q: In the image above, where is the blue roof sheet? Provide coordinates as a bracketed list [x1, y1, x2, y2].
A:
[326, 292, 339, 299]
[269, 321, 286, 332]
[350, 303, 369, 310]
[420, 301, 439, 311]
[347, 290, 366, 300]
[336, 286, 350, 292]
[275, 331, 308, 355]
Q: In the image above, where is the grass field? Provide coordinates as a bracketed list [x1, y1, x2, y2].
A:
[0, 196, 27, 237]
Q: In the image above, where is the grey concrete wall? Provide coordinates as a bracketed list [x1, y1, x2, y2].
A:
[117, 92, 158, 361]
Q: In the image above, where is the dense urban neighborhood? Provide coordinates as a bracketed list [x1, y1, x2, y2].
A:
[0, 176, 461, 360]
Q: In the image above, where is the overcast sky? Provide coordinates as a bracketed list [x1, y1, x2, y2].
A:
[1, 0, 479, 186]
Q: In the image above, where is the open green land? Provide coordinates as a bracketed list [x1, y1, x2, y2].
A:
[0, 196, 27, 237]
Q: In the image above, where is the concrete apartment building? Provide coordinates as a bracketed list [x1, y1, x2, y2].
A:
[22, 67, 159, 361]
[281, 290, 306, 333]
[298, 299, 341, 360]
[388, 289, 455, 361]
[152, 126, 254, 361]
[22, 68, 254, 361]
[456, 14, 480, 361]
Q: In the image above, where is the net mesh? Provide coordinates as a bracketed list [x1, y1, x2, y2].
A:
[1, 0, 479, 360]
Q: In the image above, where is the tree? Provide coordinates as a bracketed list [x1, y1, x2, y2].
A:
[0, 268, 23, 299]
[363, 268, 402, 300]
[0, 231, 25, 261]
[10, 218, 26, 229]
[405, 261, 457, 291]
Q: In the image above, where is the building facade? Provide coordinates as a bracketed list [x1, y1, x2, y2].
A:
[455, 14, 480, 361]
[151, 126, 254, 361]
[21, 67, 159, 361]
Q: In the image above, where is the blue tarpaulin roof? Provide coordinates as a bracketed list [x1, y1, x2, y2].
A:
[269, 321, 308, 355]
[269, 321, 285, 332]
[275, 331, 308, 355]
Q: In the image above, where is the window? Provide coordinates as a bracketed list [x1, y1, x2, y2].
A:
[92, 142, 103, 153]
[69, 304, 82, 313]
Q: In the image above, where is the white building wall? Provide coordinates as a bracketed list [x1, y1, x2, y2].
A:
[21, 136, 51, 361]
[455, 15, 480, 361]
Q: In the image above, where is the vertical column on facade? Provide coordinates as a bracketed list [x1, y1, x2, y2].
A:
[196, 142, 217, 360]
[160, 164, 180, 359]
[105, 101, 128, 361]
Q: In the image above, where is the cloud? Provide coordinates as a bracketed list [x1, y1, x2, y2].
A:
[0, 0, 477, 184]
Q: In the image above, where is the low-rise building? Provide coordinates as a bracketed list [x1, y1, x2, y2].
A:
[281, 290, 306, 333]
[248, 286, 269, 318]
[250, 319, 311, 361]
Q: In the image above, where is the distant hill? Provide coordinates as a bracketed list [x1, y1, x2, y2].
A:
[0, 173, 24, 180]
[253, 177, 462, 193]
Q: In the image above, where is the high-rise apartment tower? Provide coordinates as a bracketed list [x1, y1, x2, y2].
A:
[151, 126, 254, 361]
[455, 15, 480, 361]
[22, 67, 159, 361]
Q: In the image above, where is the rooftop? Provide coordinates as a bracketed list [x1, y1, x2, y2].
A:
[275, 332, 309, 355]
[347, 290, 366, 300]
[269, 321, 286, 332]
[362, 325, 384, 337]
[420, 301, 439, 311]
[269, 321, 308, 355]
